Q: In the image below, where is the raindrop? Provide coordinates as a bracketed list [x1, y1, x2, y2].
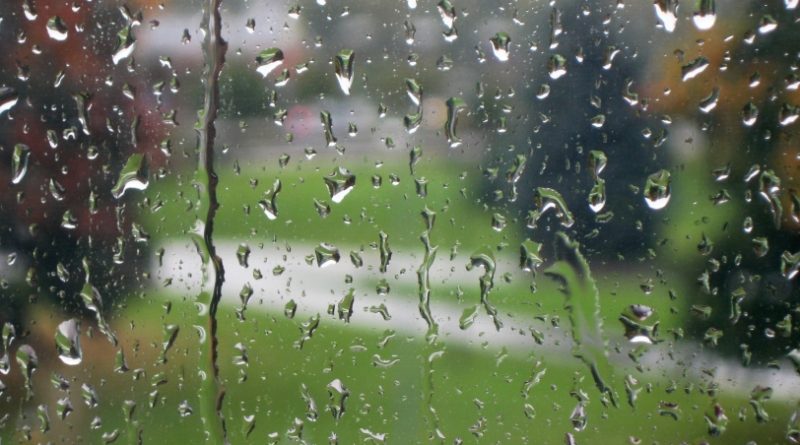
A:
[758, 15, 778, 34]
[692, 0, 716, 31]
[55, 319, 82, 365]
[112, 26, 136, 65]
[46, 16, 69, 41]
[256, 48, 284, 77]
[111, 153, 148, 199]
[320, 110, 337, 146]
[0, 87, 19, 115]
[334, 49, 355, 95]
[16, 344, 37, 400]
[327, 379, 349, 421]
[258, 179, 282, 220]
[741, 102, 758, 126]
[654, 0, 679, 32]
[644, 169, 671, 210]
[699, 87, 719, 113]
[681, 57, 710, 81]
[489, 32, 511, 62]
[11, 143, 30, 185]
[324, 167, 355, 203]
[315, 243, 340, 268]
[548, 54, 567, 79]
[444, 97, 467, 147]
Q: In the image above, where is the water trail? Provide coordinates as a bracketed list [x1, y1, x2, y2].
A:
[544, 232, 618, 407]
[195, 0, 228, 442]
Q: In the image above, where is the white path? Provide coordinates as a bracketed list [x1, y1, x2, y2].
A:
[153, 240, 800, 401]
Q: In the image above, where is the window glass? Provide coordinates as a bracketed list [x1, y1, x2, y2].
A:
[1, 0, 799, 443]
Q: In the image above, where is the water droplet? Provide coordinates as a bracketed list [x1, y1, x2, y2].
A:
[327, 379, 349, 421]
[681, 56, 709, 81]
[779, 103, 799, 126]
[320, 110, 337, 146]
[741, 101, 758, 126]
[256, 48, 284, 77]
[528, 187, 575, 228]
[699, 87, 719, 113]
[16, 344, 37, 400]
[692, 0, 716, 30]
[112, 153, 148, 199]
[46, 16, 69, 41]
[758, 15, 778, 34]
[489, 32, 511, 62]
[112, 26, 136, 65]
[315, 243, 340, 268]
[11, 143, 30, 185]
[55, 319, 82, 365]
[0, 87, 19, 115]
[548, 54, 567, 79]
[333, 49, 355, 95]
[588, 180, 606, 213]
[654, 0, 679, 32]
[258, 179, 282, 220]
[644, 169, 671, 210]
[378, 231, 392, 273]
[444, 97, 466, 147]
[619, 305, 659, 344]
[323, 167, 355, 203]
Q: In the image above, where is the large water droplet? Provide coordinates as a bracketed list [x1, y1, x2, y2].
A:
[112, 26, 136, 65]
[112, 153, 148, 199]
[258, 179, 282, 220]
[654, 0, 679, 32]
[0, 87, 19, 116]
[323, 167, 355, 203]
[489, 32, 511, 62]
[528, 187, 575, 228]
[327, 379, 349, 421]
[444, 97, 466, 147]
[46, 16, 69, 41]
[255, 48, 284, 77]
[548, 54, 567, 79]
[644, 169, 671, 210]
[315, 243, 341, 268]
[334, 49, 355, 95]
[681, 57, 710, 81]
[692, 0, 716, 30]
[55, 319, 82, 365]
[11, 143, 30, 185]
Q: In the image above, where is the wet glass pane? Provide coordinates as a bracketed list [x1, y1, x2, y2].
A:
[1, 0, 800, 443]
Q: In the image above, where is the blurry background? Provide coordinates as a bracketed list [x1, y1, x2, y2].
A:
[0, 0, 799, 443]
